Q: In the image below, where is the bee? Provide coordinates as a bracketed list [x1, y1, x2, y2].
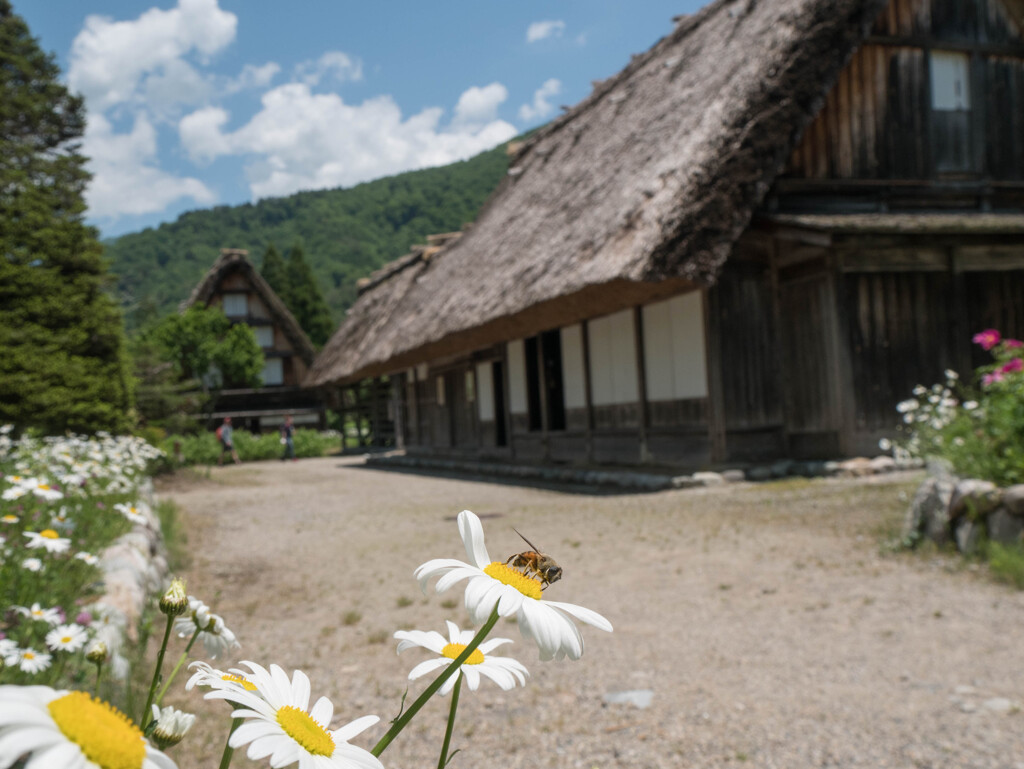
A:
[506, 528, 562, 588]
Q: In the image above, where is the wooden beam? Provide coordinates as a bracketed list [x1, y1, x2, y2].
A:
[703, 287, 727, 463]
[581, 320, 595, 464]
[633, 306, 650, 463]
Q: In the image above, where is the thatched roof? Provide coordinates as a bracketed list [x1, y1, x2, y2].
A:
[184, 248, 317, 366]
[308, 0, 888, 387]
[764, 213, 1024, 235]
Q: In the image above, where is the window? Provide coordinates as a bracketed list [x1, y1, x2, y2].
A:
[260, 358, 283, 386]
[253, 326, 274, 348]
[929, 51, 974, 173]
[436, 375, 446, 406]
[222, 293, 248, 317]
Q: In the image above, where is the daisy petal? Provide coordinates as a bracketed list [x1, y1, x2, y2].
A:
[458, 510, 491, 567]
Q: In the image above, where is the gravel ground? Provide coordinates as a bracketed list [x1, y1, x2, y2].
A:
[155, 457, 1024, 769]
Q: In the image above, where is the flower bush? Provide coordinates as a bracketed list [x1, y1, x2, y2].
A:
[0, 508, 612, 769]
[890, 330, 1024, 486]
[0, 429, 164, 690]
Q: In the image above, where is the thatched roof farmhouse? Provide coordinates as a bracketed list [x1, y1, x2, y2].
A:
[309, 0, 1024, 467]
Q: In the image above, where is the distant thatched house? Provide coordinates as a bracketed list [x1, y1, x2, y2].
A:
[308, 0, 1024, 467]
[186, 249, 325, 431]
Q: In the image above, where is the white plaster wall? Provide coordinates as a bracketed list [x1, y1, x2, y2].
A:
[642, 291, 708, 400]
[476, 363, 494, 421]
[560, 324, 587, 409]
[588, 309, 638, 406]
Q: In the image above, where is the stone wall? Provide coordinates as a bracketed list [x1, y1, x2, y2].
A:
[903, 469, 1024, 554]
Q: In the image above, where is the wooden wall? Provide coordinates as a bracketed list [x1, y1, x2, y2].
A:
[784, 0, 1024, 188]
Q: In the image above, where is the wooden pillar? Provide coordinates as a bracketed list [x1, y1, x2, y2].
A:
[581, 320, 595, 464]
[502, 343, 516, 460]
[633, 306, 650, 463]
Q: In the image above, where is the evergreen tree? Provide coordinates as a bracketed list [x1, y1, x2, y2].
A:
[259, 242, 291, 308]
[285, 243, 334, 347]
[0, 1, 132, 433]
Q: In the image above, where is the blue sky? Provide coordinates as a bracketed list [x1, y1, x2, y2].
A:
[20, 1, 705, 238]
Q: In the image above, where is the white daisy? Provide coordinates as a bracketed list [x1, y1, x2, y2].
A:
[173, 597, 240, 660]
[0, 514, 18, 524]
[15, 603, 61, 625]
[30, 480, 63, 501]
[45, 623, 89, 653]
[0, 685, 176, 769]
[75, 551, 100, 565]
[185, 660, 261, 697]
[23, 529, 72, 554]
[113, 502, 148, 525]
[415, 510, 612, 661]
[395, 620, 528, 694]
[203, 661, 384, 769]
[13, 648, 52, 674]
[21, 557, 43, 572]
[149, 705, 196, 750]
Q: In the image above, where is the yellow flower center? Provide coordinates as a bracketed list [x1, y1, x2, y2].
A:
[2, 515, 17, 523]
[61, 636, 73, 644]
[483, 562, 543, 600]
[442, 643, 485, 665]
[40, 529, 60, 539]
[222, 674, 258, 691]
[47, 691, 145, 769]
[23, 651, 35, 660]
[276, 706, 335, 756]
[37, 484, 51, 490]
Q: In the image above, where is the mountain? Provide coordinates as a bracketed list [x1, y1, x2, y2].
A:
[104, 141, 512, 328]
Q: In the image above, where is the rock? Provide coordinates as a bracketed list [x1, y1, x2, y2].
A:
[671, 475, 699, 489]
[949, 479, 1000, 520]
[954, 518, 981, 555]
[603, 689, 653, 709]
[746, 465, 773, 482]
[926, 457, 955, 479]
[823, 460, 842, 475]
[1002, 485, 1024, 516]
[869, 456, 896, 473]
[721, 469, 746, 483]
[692, 471, 725, 486]
[794, 461, 828, 478]
[987, 507, 1024, 545]
[839, 457, 874, 477]
[769, 460, 793, 478]
[983, 697, 1015, 714]
[904, 477, 955, 544]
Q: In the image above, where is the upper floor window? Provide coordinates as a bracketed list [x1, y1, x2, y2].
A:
[253, 326, 274, 348]
[930, 51, 970, 111]
[222, 293, 248, 317]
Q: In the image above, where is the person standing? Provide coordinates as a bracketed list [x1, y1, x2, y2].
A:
[217, 417, 241, 465]
[280, 415, 296, 461]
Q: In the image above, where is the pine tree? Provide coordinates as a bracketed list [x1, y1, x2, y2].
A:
[285, 243, 334, 347]
[259, 243, 291, 308]
[0, 1, 132, 433]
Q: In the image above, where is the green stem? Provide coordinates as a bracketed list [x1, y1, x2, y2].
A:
[155, 627, 202, 705]
[371, 606, 500, 758]
[437, 674, 462, 769]
[218, 716, 243, 769]
[141, 614, 174, 728]
[94, 661, 104, 695]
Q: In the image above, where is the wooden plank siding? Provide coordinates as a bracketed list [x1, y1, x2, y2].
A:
[783, 0, 1024, 194]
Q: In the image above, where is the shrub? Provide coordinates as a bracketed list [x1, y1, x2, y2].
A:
[890, 330, 1024, 487]
[161, 428, 338, 466]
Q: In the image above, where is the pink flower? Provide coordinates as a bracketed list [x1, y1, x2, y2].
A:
[1004, 339, 1024, 350]
[983, 371, 1005, 386]
[973, 329, 1001, 350]
[1000, 358, 1023, 374]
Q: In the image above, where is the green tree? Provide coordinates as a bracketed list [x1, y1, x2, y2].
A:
[260, 242, 291, 307]
[149, 306, 264, 391]
[286, 242, 334, 347]
[0, 1, 132, 434]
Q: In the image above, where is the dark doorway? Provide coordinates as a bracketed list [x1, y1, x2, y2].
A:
[524, 336, 543, 431]
[492, 360, 507, 447]
[540, 330, 566, 432]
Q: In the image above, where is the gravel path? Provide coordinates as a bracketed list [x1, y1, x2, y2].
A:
[156, 457, 1024, 769]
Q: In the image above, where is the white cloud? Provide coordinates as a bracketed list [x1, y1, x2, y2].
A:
[224, 62, 281, 94]
[179, 82, 517, 199]
[83, 114, 215, 219]
[526, 20, 566, 43]
[68, 0, 237, 111]
[518, 79, 562, 122]
[294, 51, 363, 87]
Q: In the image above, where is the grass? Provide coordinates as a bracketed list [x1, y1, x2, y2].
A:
[985, 542, 1024, 589]
[155, 498, 188, 572]
[342, 610, 362, 626]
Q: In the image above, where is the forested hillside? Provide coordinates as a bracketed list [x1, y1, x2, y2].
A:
[105, 141, 511, 326]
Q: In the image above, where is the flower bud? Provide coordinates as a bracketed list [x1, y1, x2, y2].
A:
[150, 704, 196, 749]
[86, 639, 109, 664]
[159, 578, 188, 617]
